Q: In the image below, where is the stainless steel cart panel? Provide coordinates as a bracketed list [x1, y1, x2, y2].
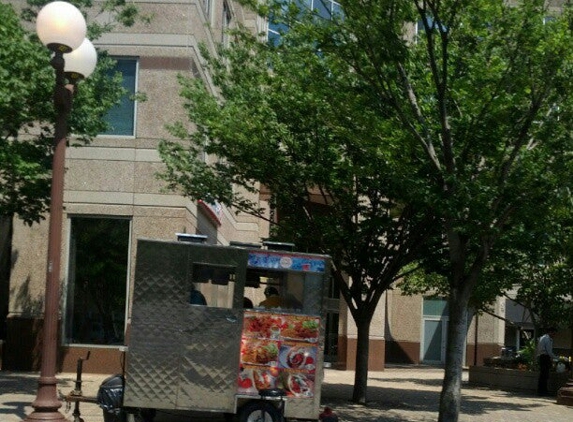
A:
[124, 240, 246, 412]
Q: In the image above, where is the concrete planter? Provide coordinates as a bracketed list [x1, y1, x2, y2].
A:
[469, 366, 570, 393]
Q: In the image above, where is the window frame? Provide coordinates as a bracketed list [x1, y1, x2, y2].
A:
[99, 56, 139, 138]
[63, 215, 132, 347]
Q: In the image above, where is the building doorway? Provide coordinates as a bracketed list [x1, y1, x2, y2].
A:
[421, 298, 449, 364]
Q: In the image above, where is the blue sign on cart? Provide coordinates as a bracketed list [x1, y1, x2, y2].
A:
[248, 252, 326, 273]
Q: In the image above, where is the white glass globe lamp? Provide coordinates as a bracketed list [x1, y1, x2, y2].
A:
[36, 1, 87, 53]
[64, 38, 98, 81]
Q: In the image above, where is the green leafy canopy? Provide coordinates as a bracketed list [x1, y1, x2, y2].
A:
[158, 0, 573, 413]
[0, 1, 144, 224]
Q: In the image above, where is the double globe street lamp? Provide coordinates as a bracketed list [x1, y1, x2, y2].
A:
[26, 2, 97, 422]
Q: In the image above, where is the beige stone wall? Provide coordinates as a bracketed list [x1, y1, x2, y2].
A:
[386, 289, 422, 343]
[9, 221, 50, 317]
[8, 0, 267, 321]
[466, 299, 505, 348]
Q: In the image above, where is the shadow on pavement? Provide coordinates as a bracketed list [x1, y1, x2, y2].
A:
[0, 401, 30, 422]
[0, 373, 39, 421]
[370, 377, 444, 387]
[0, 373, 38, 395]
[320, 381, 551, 422]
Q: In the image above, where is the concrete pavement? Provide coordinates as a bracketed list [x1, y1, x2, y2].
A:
[1, 365, 572, 421]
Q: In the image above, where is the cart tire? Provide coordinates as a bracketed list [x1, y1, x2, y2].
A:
[124, 408, 155, 422]
[140, 408, 156, 422]
[102, 411, 126, 422]
[239, 401, 283, 422]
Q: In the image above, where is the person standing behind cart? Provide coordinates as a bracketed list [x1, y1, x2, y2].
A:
[536, 326, 557, 396]
[243, 297, 254, 308]
[259, 286, 285, 309]
[189, 283, 207, 305]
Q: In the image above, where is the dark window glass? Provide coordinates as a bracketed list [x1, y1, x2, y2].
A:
[267, 1, 341, 43]
[101, 58, 137, 136]
[314, 0, 330, 18]
[65, 217, 130, 345]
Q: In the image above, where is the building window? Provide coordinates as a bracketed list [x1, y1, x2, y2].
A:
[416, 15, 447, 37]
[203, 0, 212, 23]
[222, 1, 232, 46]
[543, 16, 556, 24]
[64, 217, 131, 345]
[423, 297, 449, 317]
[101, 58, 137, 137]
[302, 0, 341, 19]
[267, 0, 342, 44]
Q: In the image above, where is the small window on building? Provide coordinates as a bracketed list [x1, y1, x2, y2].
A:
[202, 0, 212, 24]
[416, 14, 447, 36]
[101, 58, 137, 137]
[313, 0, 330, 18]
[543, 16, 556, 24]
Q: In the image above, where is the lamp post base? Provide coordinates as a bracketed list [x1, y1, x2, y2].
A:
[24, 412, 68, 422]
[24, 376, 68, 422]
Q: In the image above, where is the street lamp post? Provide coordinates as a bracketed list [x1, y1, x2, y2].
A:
[26, 2, 97, 422]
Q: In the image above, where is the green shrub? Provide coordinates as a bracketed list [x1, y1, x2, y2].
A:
[516, 339, 538, 371]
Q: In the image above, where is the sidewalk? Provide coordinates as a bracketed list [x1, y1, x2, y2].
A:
[1, 366, 572, 421]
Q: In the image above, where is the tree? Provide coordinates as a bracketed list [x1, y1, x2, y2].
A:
[502, 200, 573, 331]
[0, 0, 144, 224]
[158, 1, 573, 421]
[159, 0, 438, 405]
[322, 1, 573, 421]
[400, 190, 573, 342]
[0, 1, 54, 224]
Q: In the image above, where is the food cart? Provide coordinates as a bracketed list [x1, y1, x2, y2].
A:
[116, 238, 331, 421]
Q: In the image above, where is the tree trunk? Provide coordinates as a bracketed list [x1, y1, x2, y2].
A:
[438, 290, 470, 422]
[352, 316, 371, 403]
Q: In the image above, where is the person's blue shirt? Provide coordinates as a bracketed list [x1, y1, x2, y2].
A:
[190, 288, 207, 305]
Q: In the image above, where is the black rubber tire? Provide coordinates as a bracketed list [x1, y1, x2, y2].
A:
[122, 407, 155, 422]
[139, 408, 156, 422]
[239, 400, 283, 422]
[102, 411, 126, 422]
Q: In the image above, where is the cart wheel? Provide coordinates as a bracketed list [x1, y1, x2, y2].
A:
[239, 401, 283, 422]
[140, 408, 156, 422]
[124, 408, 156, 422]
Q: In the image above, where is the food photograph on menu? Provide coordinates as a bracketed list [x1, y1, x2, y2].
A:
[279, 342, 317, 372]
[237, 365, 280, 394]
[242, 313, 284, 339]
[280, 316, 320, 342]
[240, 338, 279, 366]
[238, 311, 321, 398]
[280, 371, 315, 398]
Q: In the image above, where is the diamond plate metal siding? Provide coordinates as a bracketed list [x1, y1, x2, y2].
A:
[177, 307, 242, 411]
[124, 240, 189, 409]
[124, 240, 243, 412]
